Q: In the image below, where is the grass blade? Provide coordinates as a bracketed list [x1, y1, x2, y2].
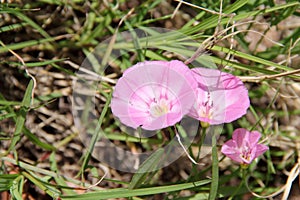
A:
[0, 37, 55, 53]
[208, 133, 219, 200]
[0, 174, 19, 192]
[129, 148, 164, 189]
[211, 46, 291, 71]
[6, 80, 33, 153]
[61, 179, 211, 200]
[0, 7, 51, 39]
[23, 128, 55, 151]
[10, 175, 24, 200]
[79, 92, 112, 177]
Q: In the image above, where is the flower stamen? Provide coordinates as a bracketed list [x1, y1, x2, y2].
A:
[150, 98, 170, 117]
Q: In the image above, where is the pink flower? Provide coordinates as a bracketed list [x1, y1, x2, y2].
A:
[221, 128, 269, 164]
[111, 60, 197, 130]
[188, 67, 250, 125]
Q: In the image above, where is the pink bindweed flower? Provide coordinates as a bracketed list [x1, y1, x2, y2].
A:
[221, 128, 269, 165]
[111, 60, 197, 130]
[188, 67, 250, 125]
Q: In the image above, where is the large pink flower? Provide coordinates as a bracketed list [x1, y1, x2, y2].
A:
[111, 60, 197, 130]
[221, 128, 269, 164]
[188, 67, 250, 125]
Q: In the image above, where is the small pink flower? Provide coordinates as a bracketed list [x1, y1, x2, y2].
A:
[221, 128, 269, 164]
[188, 67, 250, 125]
[111, 60, 197, 130]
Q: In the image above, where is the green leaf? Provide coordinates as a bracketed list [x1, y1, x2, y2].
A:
[0, 174, 19, 192]
[79, 92, 112, 177]
[208, 133, 219, 200]
[6, 58, 67, 68]
[34, 92, 63, 104]
[0, 100, 22, 106]
[21, 80, 33, 108]
[0, 112, 16, 121]
[22, 171, 61, 198]
[10, 175, 24, 200]
[184, 0, 300, 35]
[144, 50, 167, 61]
[0, 22, 27, 33]
[60, 179, 211, 200]
[129, 148, 164, 189]
[23, 128, 55, 151]
[209, 56, 277, 74]
[1, 156, 58, 177]
[6, 80, 33, 152]
[257, 28, 300, 60]
[101, 132, 161, 144]
[211, 46, 291, 72]
[49, 151, 77, 195]
[182, 0, 251, 35]
[125, 21, 145, 62]
[0, 7, 51, 39]
[0, 37, 55, 53]
[6, 110, 24, 153]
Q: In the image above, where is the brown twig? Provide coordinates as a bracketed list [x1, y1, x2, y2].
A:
[0, 40, 36, 107]
[239, 69, 300, 83]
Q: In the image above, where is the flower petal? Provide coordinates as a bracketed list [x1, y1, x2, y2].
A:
[232, 128, 248, 148]
[221, 140, 244, 163]
[188, 67, 249, 124]
[111, 60, 197, 130]
[248, 131, 262, 148]
[254, 144, 269, 158]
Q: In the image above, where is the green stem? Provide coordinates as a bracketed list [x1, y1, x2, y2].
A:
[228, 167, 247, 199]
[196, 126, 207, 161]
[186, 124, 207, 182]
[21, 171, 60, 198]
[208, 132, 219, 200]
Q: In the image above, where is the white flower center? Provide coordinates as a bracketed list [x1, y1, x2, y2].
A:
[149, 98, 170, 117]
[198, 91, 213, 119]
[240, 146, 252, 163]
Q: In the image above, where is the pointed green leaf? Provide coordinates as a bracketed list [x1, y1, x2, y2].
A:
[21, 79, 33, 108]
[208, 134, 219, 200]
[7, 80, 33, 153]
[129, 148, 164, 189]
[23, 128, 55, 151]
[10, 175, 24, 200]
[61, 179, 211, 200]
[0, 174, 19, 192]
